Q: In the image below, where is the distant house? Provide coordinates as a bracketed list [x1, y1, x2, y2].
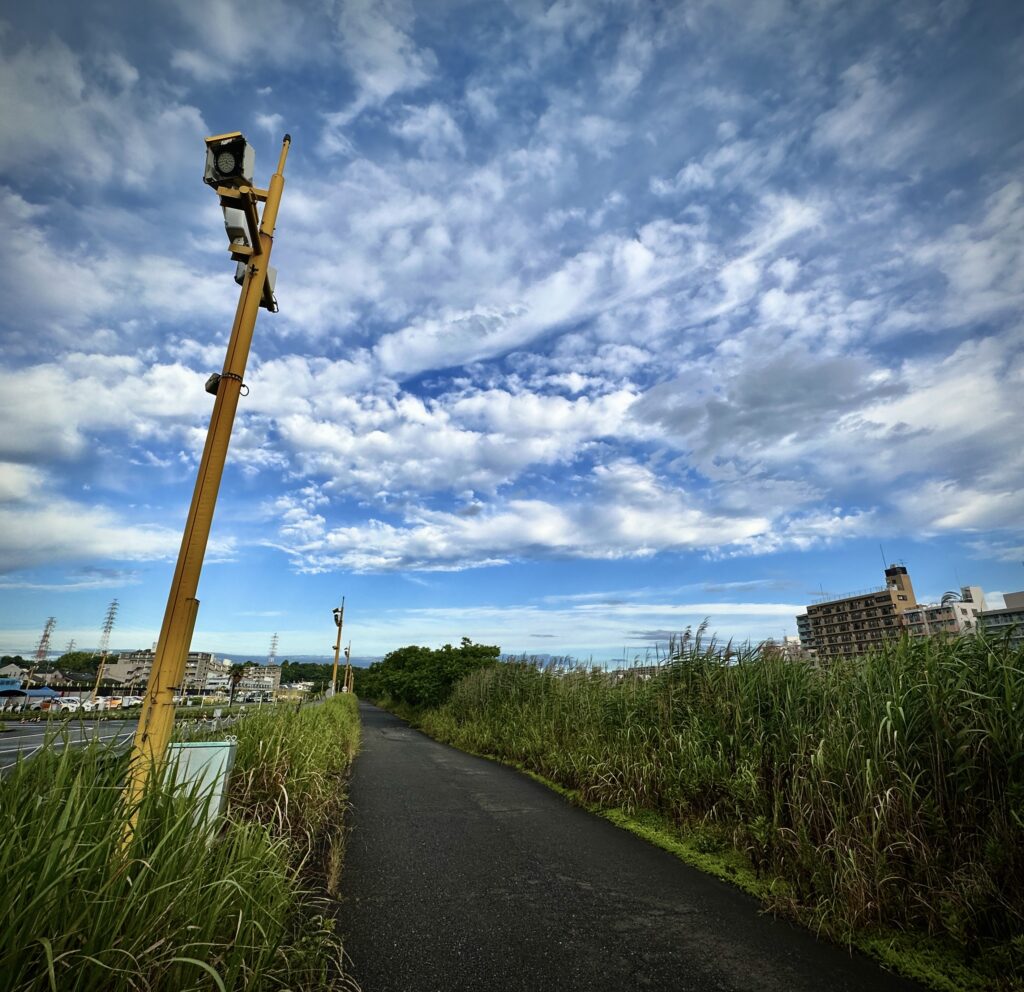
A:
[0, 662, 26, 679]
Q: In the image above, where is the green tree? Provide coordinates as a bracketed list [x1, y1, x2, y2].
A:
[228, 664, 246, 706]
[56, 651, 104, 675]
[359, 637, 499, 709]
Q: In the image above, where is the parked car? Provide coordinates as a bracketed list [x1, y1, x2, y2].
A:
[52, 697, 81, 714]
[81, 697, 109, 712]
[120, 696, 144, 708]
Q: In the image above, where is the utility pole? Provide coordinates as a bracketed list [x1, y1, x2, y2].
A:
[124, 133, 291, 821]
[344, 641, 352, 693]
[91, 599, 119, 702]
[330, 598, 345, 696]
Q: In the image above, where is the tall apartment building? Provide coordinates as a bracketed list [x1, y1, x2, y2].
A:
[239, 663, 282, 695]
[104, 649, 229, 692]
[795, 613, 816, 655]
[979, 591, 1024, 650]
[803, 565, 917, 658]
[902, 586, 987, 639]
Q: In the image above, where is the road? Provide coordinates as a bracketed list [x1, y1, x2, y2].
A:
[0, 720, 138, 771]
[339, 703, 924, 992]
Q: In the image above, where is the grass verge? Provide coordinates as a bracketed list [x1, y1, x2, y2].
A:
[1, 694, 359, 991]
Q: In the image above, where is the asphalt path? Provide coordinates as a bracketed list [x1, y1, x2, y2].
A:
[339, 703, 924, 992]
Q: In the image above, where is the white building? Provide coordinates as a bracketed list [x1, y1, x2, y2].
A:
[105, 650, 233, 693]
[903, 586, 986, 639]
[239, 663, 282, 695]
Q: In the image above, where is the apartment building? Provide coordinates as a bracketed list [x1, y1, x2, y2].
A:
[979, 591, 1024, 650]
[795, 613, 815, 655]
[239, 663, 282, 695]
[902, 586, 986, 639]
[803, 565, 917, 658]
[104, 649, 230, 692]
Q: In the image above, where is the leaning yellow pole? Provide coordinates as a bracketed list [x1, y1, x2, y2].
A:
[330, 599, 345, 696]
[90, 649, 108, 703]
[123, 136, 291, 825]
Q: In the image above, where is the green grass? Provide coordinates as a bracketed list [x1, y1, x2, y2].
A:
[420, 632, 1024, 991]
[1, 694, 359, 991]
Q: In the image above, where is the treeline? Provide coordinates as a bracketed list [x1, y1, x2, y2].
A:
[355, 637, 499, 709]
[280, 660, 334, 690]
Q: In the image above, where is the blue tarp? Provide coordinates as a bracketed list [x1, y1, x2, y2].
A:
[0, 686, 61, 697]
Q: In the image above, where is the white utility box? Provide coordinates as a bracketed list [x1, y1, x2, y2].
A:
[167, 740, 237, 829]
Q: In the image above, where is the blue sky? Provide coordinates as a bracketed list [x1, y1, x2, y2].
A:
[0, 0, 1022, 661]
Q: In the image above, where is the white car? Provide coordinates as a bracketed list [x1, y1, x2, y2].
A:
[81, 698, 109, 712]
[52, 698, 82, 714]
[120, 696, 144, 708]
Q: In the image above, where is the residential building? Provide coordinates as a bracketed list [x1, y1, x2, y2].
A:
[979, 591, 1024, 650]
[903, 586, 987, 639]
[795, 614, 815, 655]
[105, 649, 232, 693]
[239, 663, 282, 695]
[803, 565, 917, 658]
[184, 653, 230, 692]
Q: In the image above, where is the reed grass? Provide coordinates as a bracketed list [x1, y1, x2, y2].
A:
[422, 632, 1024, 986]
[1, 694, 359, 991]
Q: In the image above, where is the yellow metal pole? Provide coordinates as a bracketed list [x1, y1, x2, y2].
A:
[123, 135, 291, 825]
[90, 650, 108, 703]
[330, 598, 345, 696]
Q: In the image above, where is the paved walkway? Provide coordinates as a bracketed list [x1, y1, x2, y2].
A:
[339, 703, 923, 992]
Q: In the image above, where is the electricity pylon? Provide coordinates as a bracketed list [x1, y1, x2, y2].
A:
[25, 617, 56, 687]
[91, 599, 119, 702]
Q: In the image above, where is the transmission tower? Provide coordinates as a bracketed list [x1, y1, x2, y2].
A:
[267, 632, 279, 666]
[64, 638, 76, 654]
[25, 617, 57, 687]
[35, 617, 56, 663]
[91, 599, 119, 701]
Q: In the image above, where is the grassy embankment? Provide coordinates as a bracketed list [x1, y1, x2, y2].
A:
[419, 634, 1024, 992]
[1, 694, 359, 991]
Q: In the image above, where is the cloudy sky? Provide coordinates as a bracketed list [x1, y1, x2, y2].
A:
[0, 0, 1022, 660]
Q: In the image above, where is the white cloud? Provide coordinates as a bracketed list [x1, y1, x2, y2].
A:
[0, 462, 186, 572]
[268, 459, 771, 572]
[0, 356, 211, 460]
[391, 103, 464, 156]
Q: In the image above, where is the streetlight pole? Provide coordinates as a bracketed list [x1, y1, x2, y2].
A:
[123, 134, 291, 821]
[330, 598, 345, 697]
[343, 641, 352, 694]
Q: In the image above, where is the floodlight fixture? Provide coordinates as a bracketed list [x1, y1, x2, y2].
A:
[223, 207, 250, 247]
[204, 131, 255, 189]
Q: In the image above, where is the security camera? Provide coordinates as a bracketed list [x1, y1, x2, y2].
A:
[204, 132, 255, 189]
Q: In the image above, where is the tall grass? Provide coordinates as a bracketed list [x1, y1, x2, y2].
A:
[423, 633, 1024, 977]
[1, 694, 359, 991]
